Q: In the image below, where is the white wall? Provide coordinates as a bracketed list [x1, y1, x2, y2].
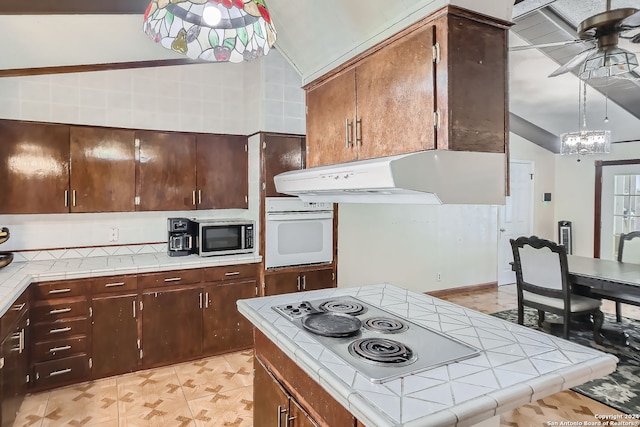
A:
[0, 50, 305, 257]
[554, 141, 640, 257]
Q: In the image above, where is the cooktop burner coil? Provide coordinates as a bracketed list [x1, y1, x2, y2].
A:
[363, 317, 408, 334]
[348, 338, 417, 366]
[320, 300, 367, 316]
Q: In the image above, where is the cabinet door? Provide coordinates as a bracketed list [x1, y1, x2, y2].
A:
[301, 268, 334, 292]
[135, 130, 196, 211]
[356, 24, 436, 160]
[263, 272, 300, 296]
[70, 127, 136, 212]
[1, 313, 27, 427]
[263, 134, 304, 197]
[306, 69, 357, 167]
[203, 280, 255, 355]
[91, 294, 139, 378]
[141, 288, 203, 366]
[0, 120, 70, 214]
[254, 357, 290, 427]
[289, 398, 319, 427]
[196, 134, 248, 209]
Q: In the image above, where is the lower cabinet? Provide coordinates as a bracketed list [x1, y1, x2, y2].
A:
[1, 299, 29, 427]
[254, 357, 318, 427]
[264, 267, 335, 296]
[141, 287, 203, 367]
[91, 293, 139, 378]
[203, 280, 256, 355]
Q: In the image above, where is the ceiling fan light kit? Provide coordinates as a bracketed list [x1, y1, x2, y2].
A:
[578, 46, 639, 79]
[142, 0, 277, 63]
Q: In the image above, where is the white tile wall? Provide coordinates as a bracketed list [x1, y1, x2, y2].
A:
[0, 51, 303, 255]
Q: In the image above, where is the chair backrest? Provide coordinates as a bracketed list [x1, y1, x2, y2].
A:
[618, 231, 640, 263]
[510, 235, 570, 298]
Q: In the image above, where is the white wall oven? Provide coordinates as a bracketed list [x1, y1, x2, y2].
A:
[265, 198, 333, 269]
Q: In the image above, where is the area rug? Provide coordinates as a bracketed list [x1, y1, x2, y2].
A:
[492, 308, 640, 414]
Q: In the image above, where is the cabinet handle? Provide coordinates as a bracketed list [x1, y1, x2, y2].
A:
[199, 292, 203, 309]
[49, 288, 71, 295]
[104, 282, 125, 288]
[277, 405, 287, 427]
[224, 271, 240, 276]
[192, 190, 196, 206]
[72, 190, 77, 207]
[345, 119, 353, 148]
[355, 119, 362, 146]
[205, 292, 209, 309]
[164, 277, 182, 282]
[301, 275, 307, 291]
[49, 345, 72, 353]
[198, 190, 202, 205]
[11, 303, 25, 311]
[64, 190, 69, 207]
[49, 368, 72, 377]
[49, 327, 72, 334]
[49, 308, 72, 315]
[296, 276, 301, 292]
[133, 300, 136, 318]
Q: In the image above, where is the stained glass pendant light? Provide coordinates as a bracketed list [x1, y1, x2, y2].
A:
[143, 0, 276, 63]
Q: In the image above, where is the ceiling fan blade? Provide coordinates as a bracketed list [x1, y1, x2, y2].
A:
[619, 9, 640, 29]
[510, 39, 584, 51]
[548, 48, 594, 77]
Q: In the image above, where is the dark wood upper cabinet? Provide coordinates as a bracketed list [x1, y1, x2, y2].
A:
[263, 134, 305, 198]
[196, 135, 248, 209]
[70, 127, 136, 213]
[0, 0, 149, 14]
[135, 130, 197, 211]
[0, 120, 70, 214]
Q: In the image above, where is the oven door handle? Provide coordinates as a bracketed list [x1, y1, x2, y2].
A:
[266, 212, 333, 221]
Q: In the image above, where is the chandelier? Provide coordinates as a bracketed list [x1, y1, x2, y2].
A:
[143, 0, 277, 63]
[560, 79, 611, 156]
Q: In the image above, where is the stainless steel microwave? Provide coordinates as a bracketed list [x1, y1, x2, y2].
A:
[192, 219, 255, 257]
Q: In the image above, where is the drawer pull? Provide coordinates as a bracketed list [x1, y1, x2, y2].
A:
[49, 308, 72, 315]
[49, 368, 72, 377]
[224, 271, 240, 276]
[49, 327, 72, 334]
[11, 303, 26, 311]
[49, 288, 71, 295]
[104, 282, 126, 288]
[49, 345, 72, 353]
[164, 277, 182, 282]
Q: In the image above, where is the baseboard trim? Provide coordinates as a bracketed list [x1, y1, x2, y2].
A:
[426, 282, 498, 298]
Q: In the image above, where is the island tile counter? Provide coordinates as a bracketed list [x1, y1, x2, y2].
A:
[0, 252, 261, 316]
[238, 283, 618, 427]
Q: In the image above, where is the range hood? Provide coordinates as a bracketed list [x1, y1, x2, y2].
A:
[274, 150, 506, 205]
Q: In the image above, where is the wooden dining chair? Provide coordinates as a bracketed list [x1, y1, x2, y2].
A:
[610, 231, 640, 321]
[510, 235, 604, 344]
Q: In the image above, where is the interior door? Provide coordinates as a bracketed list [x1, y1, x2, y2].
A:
[497, 161, 534, 285]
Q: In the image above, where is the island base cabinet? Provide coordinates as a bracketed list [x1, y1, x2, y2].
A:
[254, 357, 318, 427]
[254, 331, 357, 427]
[91, 294, 139, 379]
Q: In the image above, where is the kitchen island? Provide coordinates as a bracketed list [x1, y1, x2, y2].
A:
[237, 283, 618, 427]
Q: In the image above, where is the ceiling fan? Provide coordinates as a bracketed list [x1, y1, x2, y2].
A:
[512, 0, 640, 78]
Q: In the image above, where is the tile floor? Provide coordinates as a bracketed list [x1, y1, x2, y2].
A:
[13, 285, 640, 427]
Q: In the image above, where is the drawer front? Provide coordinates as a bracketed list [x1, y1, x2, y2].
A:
[32, 336, 87, 362]
[1, 290, 29, 337]
[138, 269, 202, 289]
[204, 263, 258, 283]
[32, 318, 89, 342]
[33, 279, 89, 300]
[33, 354, 89, 389]
[92, 275, 138, 294]
[32, 298, 87, 323]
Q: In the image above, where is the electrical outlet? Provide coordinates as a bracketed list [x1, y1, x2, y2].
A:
[109, 227, 119, 242]
[436, 272, 441, 281]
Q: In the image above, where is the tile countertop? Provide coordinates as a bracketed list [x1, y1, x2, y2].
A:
[237, 283, 618, 427]
[0, 253, 262, 317]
